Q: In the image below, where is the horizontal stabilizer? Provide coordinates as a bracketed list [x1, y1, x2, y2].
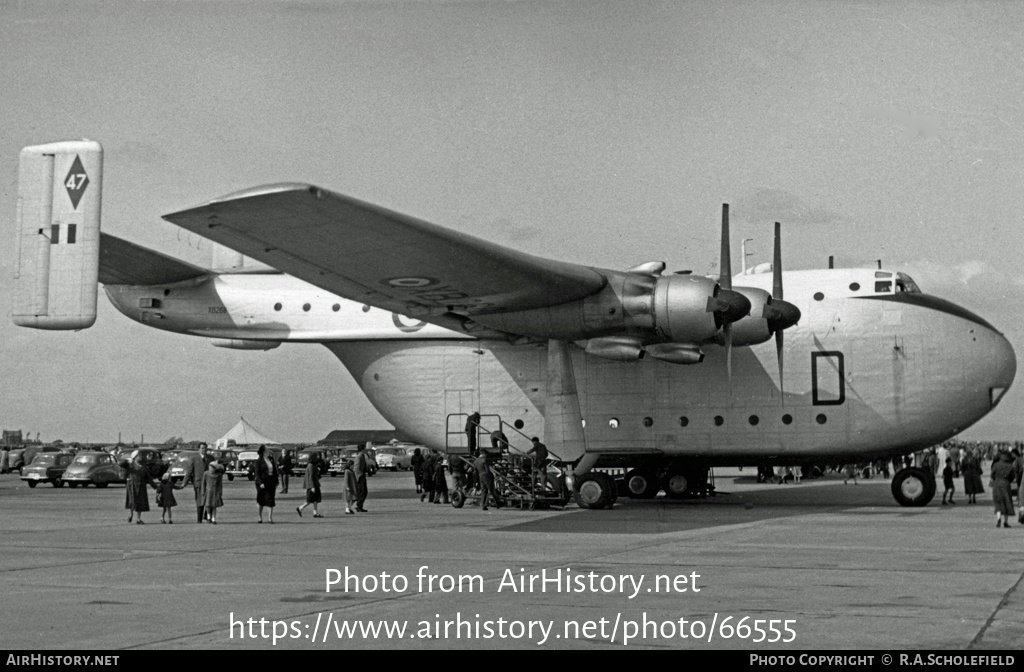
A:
[99, 233, 207, 286]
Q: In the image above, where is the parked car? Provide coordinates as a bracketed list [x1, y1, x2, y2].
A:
[122, 447, 168, 478]
[207, 449, 238, 480]
[9, 445, 61, 474]
[168, 451, 199, 482]
[374, 445, 415, 471]
[20, 452, 75, 488]
[296, 447, 338, 477]
[62, 451, 126, 488]
[328, 447, 378, 477]
[232, 450, 259, 481]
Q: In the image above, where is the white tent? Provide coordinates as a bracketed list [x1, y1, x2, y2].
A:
[215, 417, 280, 449]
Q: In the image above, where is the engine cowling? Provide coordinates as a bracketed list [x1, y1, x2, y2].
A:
[652, 274, 748, 344]
[724, 286, 773, 346]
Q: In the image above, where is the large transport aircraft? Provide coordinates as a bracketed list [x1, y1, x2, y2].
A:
[11, 140, 1017, 508]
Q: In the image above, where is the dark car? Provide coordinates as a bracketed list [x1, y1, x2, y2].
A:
[121, 447, 167, 478]
[168, 451, 199, 482]
[207, 449, 238, 480]
[20, 452, 75, 488]
[62, 451, 126, 488]
[296, 448, 336, 477]
[329, 447, 378, 477]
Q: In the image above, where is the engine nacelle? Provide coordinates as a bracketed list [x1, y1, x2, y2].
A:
[724, 286, 773, 347]
[651, 274, 722, 344]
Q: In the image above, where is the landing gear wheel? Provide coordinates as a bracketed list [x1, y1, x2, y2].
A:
[227, 474, 234, 481]
[96, 482, 108, 488]
[68, 482, 78, 488]
[450, 489, 466, 509]
[52, 478, 64, 488]
[27, 481, 37, 488]
[624, 469, 660, 499]
[891, 468, 935, 507]
[663, 473, 689, 499]
[574, 472, 615, 510]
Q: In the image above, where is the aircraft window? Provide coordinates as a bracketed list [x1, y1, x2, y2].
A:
[813, 292, 824, 301]
[51, 224, 60, 244]
[303, 303, 311, 312]
[609, 418, 619, 429]
[782, 414, 793, 425]
[643, 417, 653, 427]
[362, 305, 371, 312]
[849, 282, 860, 291]
[714, 415, 724, 427]
[514, 419, 524, 430]
[816, 414, 827, 425]
[67, 224, 77, 244]
[274, 303, 282, 311]
[875, 271, 892, 278]
[679, 416, 689, 427]
[333, 304, 341, 312]
[874, 281, 892, 293]
[896, 273, 921, 293]
[748, 415, 759, 426]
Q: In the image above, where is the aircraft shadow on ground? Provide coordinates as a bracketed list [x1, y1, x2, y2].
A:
[495, 482, 899, 535]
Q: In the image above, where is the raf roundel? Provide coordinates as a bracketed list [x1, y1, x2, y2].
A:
[64, 155, 90, 210]
[382, 276, 438, 288]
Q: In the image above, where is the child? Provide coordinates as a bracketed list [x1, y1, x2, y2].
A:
[941, 458, 955, 505]
[157, 472, 177, 523]
[344, 459, 357, 515]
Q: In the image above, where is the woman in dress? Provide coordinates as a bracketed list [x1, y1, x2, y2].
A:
[961, 449, 984, 504]
[122, 454, 157, 525]
[201, 460, 226, 524]
[253, 445, 279, 524]
[991, 451, 1015, 528]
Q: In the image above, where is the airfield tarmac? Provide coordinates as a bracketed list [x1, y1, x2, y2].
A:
[0, 467, 1020, 651]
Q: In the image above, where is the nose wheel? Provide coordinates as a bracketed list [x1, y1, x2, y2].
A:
[891, 467, 936, 507]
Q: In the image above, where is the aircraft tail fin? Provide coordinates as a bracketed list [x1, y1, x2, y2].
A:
[12, 140, 102, 330]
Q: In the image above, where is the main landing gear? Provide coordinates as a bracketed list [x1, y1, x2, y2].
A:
[891, 467, 936, 507]
[574, 472, 618, 509]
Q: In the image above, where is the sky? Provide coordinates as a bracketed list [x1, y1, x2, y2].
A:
[1, 1, 1022, 444]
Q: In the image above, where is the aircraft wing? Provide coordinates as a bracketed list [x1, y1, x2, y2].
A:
[99, 233, 208, 286]
[162, 183, 606, 318]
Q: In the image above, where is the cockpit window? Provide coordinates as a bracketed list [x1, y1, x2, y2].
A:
[896, 272, 921, 293]
[874, 281, 892, 293]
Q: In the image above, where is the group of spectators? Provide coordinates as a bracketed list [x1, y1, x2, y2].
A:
[119, 443, 373, 524]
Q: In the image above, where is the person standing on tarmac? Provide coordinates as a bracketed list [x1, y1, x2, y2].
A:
[475, 453, 501, 512]
[410, 447, 424, 495]
[180, 444, 211, 524]
[466, 413, 481, 457]
[433, 450, 449, 505]
[420, 449, 436, 503]
[354, 444, 370, 512]
[279, 450, 292, 494]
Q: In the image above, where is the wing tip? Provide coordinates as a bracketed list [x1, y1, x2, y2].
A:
[208, 182, 321, 204]
[164, 183, 325, 221]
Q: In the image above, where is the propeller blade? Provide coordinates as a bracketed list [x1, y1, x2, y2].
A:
[776, 328, 784, 405]
[773, 221, 783, 301]
[720, 204, 732, 291]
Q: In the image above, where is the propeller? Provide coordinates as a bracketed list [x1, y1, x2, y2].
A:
[763, 221, 801, 402]
[720, 204, 735, 384]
